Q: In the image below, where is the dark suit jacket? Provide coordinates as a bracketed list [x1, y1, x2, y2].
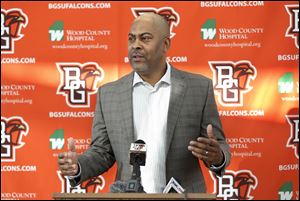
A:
[72, 66, 231, 192]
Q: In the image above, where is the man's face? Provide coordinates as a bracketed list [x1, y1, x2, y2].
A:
[128, 18, 166, 75]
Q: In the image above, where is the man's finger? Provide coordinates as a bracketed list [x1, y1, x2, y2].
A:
[58, 158, 67, 165]
[67, 151, 77, 159]
[68, 137, 76, 152]
[191, 151, 208, 161]
[61, 169, 77, 176]
[190, 140, 215, 152]
[58, 153, 66, 159]
[207, 124, 216, 140]
[60, 164, 73, 171]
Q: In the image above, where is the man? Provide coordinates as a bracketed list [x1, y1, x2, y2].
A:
[58, 13, 231, 193]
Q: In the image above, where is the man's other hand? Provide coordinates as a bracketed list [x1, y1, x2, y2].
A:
[58, 137, 79, 176]
[188, 124, 224, 166]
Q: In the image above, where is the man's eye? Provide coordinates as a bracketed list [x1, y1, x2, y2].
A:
[128, 37, 135, 42]
[141, 36, 152, 42]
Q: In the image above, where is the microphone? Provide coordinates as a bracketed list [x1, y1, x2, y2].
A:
[126, 139, 146, 193]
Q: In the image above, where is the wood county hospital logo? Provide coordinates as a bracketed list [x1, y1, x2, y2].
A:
[56, 62, 105, 108]
[1, 116, 29, 162]
[1, 8, 28, 54]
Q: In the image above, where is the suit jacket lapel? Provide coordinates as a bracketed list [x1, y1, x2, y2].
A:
[118, 72, 134, 145]
[166, 67, 187, 154]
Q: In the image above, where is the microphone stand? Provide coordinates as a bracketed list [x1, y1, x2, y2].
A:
[125, 164, 144, 192]
[132, 164, 140, 179]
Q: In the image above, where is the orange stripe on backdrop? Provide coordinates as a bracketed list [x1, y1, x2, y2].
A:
[1, 63, 119, 87]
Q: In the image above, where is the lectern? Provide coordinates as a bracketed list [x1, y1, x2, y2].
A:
[53, 193, 216, 200]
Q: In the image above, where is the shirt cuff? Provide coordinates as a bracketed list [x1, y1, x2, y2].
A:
[209, 151, 226, 171]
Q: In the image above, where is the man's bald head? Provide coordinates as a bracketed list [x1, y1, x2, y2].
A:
[132, 13, 170, 39]
[128, 12, 171, 79]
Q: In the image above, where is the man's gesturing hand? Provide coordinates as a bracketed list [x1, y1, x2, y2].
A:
[58, 137, 79, 176]
[188, 124, 224, 167]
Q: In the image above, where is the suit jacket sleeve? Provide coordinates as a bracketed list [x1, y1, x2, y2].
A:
[201, 79, 231, 176]
[70, 86, 116, 186]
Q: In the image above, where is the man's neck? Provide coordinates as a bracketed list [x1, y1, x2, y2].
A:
[138, 64, 167, 86]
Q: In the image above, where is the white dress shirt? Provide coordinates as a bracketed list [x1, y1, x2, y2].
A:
[132, 63, 171, 193]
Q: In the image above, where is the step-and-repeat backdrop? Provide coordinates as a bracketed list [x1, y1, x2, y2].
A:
[1, 1, 299, 200]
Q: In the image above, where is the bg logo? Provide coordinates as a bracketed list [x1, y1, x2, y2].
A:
[209, 60, 257, 107]
[131, 7, 180, 38]
[1, 116, 29, 162]
[1, 8, 28, 54]
[285, 5, 299, 49]
[285, 115, 299, 159]
[57, 62, 105, 108]
[57, 171, 105, 193]
[210, 170, 258, 200]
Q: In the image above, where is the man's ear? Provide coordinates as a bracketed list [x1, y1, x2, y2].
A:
[163, 37, 171, 53]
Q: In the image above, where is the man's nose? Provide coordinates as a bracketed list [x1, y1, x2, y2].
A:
[131, 39, 142, 49]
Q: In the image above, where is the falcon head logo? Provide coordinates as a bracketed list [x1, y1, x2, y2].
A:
[81, 176, 105, 193]
[232, 63, 255, 89]
[1, 116, 29, 162]
[57, 171, 105, 193]
[285, 5, 299, 49]
[1, 8, 28, 54]
[285, 115, 299, 159]
[56, 62, 105, 108]
[234, 172, 257, 199]
[209, 60, 257, 107]
[131, 7, 180, 38]
[210, 170, 258, 200]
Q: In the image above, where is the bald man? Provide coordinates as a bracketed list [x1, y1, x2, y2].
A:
[58, 13, 231, 193]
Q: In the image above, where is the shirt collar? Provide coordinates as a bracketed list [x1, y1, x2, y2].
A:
[133, 62, 171, 87]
